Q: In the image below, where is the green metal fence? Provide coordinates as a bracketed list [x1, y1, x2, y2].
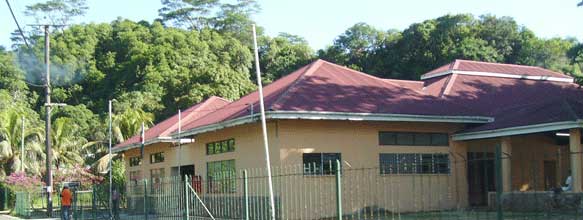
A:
[13, 149, 583, 219]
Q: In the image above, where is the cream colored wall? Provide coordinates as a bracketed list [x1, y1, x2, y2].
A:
[276, 120, 465, 216]
[124, 121, 281, 183]
[466, 134, 569, 191]
[122, 119, 482, 217]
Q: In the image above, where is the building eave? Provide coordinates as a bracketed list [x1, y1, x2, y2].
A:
[421, 70, 574, 83]
[452, 120, 583, 141]
[113, 111, 492, 153]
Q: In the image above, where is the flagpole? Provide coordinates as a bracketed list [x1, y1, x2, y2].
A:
[252, 24, 276, 220]
[108, 100, 113, 219]
[141, 122, 145, 160]
[177, 109, 182, 177]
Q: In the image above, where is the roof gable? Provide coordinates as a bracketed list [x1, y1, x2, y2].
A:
[114, 96, 230, 148]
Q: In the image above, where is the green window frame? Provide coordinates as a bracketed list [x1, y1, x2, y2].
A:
[379, 132, 449, 146]
[302, 153, 341, 175]
[206, 139, 235, 155]
[207, 160, 236, 193]
[129, 156, 142, 167]
[379, 153, 450, 174]
[150, 152, 165, 164]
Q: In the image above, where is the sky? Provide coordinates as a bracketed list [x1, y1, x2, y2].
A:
[1, 0, 582, 50]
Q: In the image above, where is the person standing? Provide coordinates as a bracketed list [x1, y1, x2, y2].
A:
[112, 188, 120, 220]
[60, 186, 72, 220]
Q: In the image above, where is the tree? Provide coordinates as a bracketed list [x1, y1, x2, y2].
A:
[259, 33, 315, 82]
[25, 0, 88, 26]
[112, 109, 154, 144]
[318, 23, 388, 73]
[50, 117, 95, 169]
[158, 0, 220, 30]
[0, 107, 44, 177]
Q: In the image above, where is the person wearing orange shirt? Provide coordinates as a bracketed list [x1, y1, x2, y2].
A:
[60, 186, 73, 220]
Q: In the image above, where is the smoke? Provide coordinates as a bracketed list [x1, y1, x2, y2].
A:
[14, 49, 84, 87]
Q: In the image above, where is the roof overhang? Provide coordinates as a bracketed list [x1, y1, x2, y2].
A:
[453, 120, 583, 141]
[113, 111, 492, 153]
[421, 70, 574, 83]
[112, 137, 195, 153]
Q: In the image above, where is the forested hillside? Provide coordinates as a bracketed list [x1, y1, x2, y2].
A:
[0, 0, 582, 178]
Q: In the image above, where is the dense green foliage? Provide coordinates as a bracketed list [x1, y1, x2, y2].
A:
[0, 0, 582, 183]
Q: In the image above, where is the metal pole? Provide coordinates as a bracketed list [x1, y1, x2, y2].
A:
[178, 110, 181, 176]
[108, 100, 113, 219]
[252, 24, 276, 220]
[335, 160, 342, 220]
[244, 170, 249, 220]
[144, 179, 148, 220]
[184, 175, 189, 220]
[495, 144, 504, 220]
[44, 24, 53, 217]
[21, 116, 24, 172]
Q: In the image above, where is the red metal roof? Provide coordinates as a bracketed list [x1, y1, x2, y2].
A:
[115, 96, 230, 148]
[117, 59, 583, 146]
[422, 59, 573, 80]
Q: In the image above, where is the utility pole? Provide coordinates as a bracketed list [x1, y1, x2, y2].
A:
[108, 100, 113, 219]
[43, 25, 53, 217]
[21, 116, 24, 173]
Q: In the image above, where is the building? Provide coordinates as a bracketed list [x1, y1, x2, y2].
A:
[113, 59, 583, 215]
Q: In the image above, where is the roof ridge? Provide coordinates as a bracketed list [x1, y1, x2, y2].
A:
[457, 59, 545, 69]
[268, 59, 324, 110]
[317, 60, 428, 95]
[382, 78, 424, 84]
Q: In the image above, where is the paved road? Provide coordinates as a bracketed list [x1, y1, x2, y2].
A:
[0, 214, 58, 220]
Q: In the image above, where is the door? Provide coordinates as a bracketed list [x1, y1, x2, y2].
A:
[544, 161, 557, 190]
[171, 165, 195, 179]
[467, 152, 496, 206]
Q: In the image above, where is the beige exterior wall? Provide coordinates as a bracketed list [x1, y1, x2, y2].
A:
[276, 120, 465, 216]
[122, 119, 567, 217]
[124, 121, 281, 181]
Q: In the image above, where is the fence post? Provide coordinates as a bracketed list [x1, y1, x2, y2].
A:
[92, 186, 96, 220]
[335, 159, 342, 220]
[495, 144, 504, 220]
[243, 170, 249, 220]
[144, 179, 148, 220]
[184, 175, 189, 220]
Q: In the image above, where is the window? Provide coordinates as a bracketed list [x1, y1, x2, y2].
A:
[379, 132, 449, 146]
[129, 156, 142, 167]
[129, 170, 142, 181]
[150, 152, 165, 164]
[379, 153, 450, 174]
[207, 160, 236, 193]
[206, 139, 235, 155]
[150, 168, 165, 192]
[303, 153, 341, 175]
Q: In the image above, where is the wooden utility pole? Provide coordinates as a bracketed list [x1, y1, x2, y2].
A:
[43, 25, 53, 217]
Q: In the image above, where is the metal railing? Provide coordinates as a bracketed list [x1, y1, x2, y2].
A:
[12, 149, 583, 219]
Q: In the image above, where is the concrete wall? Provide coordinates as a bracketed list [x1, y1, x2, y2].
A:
[275, 120, 465, 216]
[122, 119, 476, 217]
[124, 121, 281, 181]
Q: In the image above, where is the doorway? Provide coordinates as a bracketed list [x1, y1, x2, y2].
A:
[171, 165, 195, 179]
[467, 152, 496, 206]
[543, 160, 557, 190]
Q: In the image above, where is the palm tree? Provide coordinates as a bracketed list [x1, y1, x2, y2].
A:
[51, 117, 97, 170]
[112, 109, 154, 143]
[92, 108, 154, 174]
[0, 109, 44, 177]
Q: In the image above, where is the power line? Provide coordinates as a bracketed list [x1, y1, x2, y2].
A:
[4, 0, 30, 48]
